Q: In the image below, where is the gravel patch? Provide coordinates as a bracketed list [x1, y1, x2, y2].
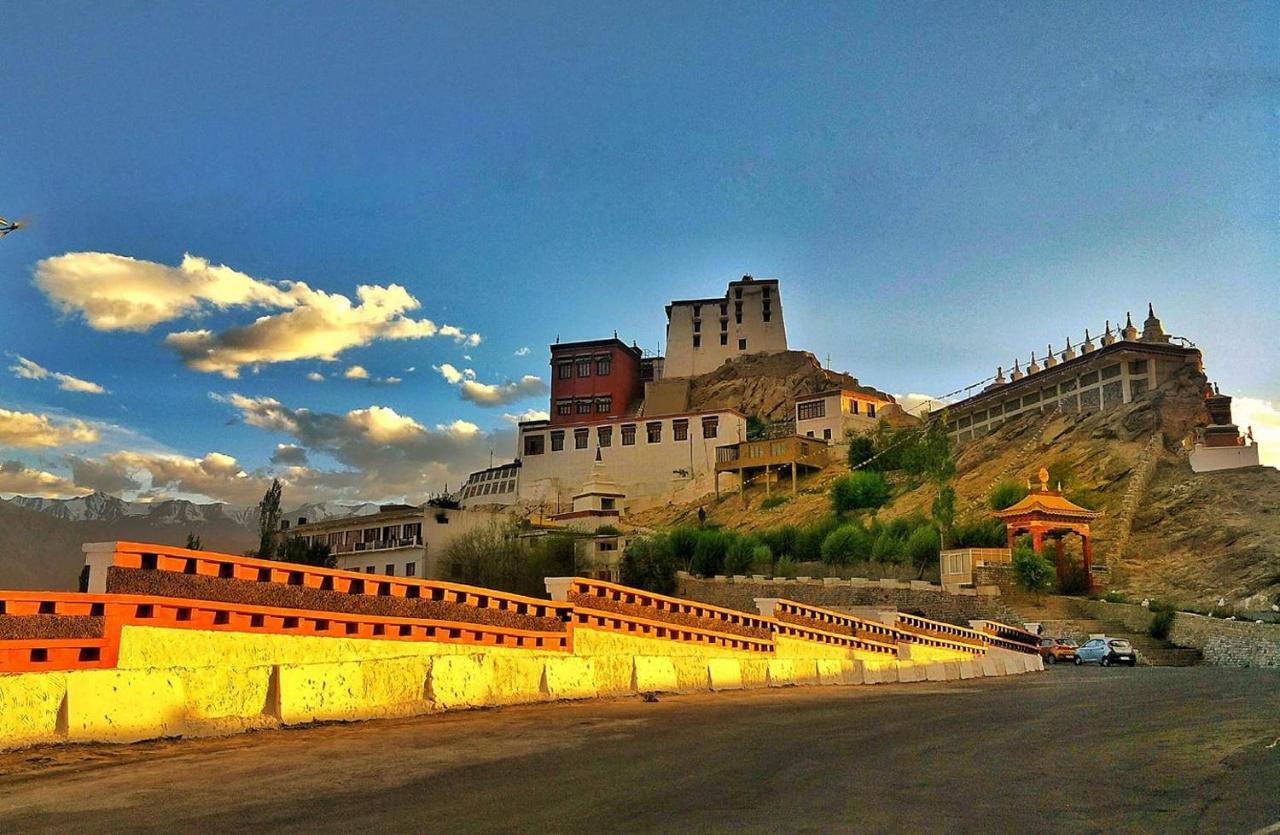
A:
[0, 616, 104, 640]
[106, 568, 566, 634]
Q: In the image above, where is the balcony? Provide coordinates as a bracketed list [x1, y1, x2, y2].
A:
[714, 437, 830, 472]
[335, 536, 424, 556]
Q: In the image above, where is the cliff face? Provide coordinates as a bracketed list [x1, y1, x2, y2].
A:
[683, 350, 895, 422]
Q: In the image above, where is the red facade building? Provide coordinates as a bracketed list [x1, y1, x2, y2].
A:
[548, 338, 643, 426]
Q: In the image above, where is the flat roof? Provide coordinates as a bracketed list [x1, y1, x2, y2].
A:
[518, 406, 746, 430]
[549, 337, 642, 357]
[801, 386, 896, 403]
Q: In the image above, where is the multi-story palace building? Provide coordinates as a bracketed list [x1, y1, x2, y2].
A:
[943, 305, 1202, 443]
[662, 275, 788, 377]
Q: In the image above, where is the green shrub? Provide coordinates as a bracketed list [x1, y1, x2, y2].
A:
[1102, 591, 1128, 604]
[830, 471, 890, 514]
[1012, 544, 1054, 600]
[620, 536, 679, 594]
[795, 516, 842, 561]
[773, 556, 798, 577]
[594, 524, 621, 536]
[760, 495, 788, 510]
[988, 480, 1029, 511]
[871, 531, 905, 564]
[952, 518, 1008, 548]
[903, 525, 940, 570]
[1149, 609, 1175, 641]
[691, 530, 732, 576]
[1057, 556, 1090, 596]
[760, 525, 798, 561]
[846, 433, 876, 469]
[1066, 489, 1102, 511]
[821, 525, 872, 565]
[668, 526, 699, 570]
[724, 535, 758, 575]
[750, 544, 772, 571]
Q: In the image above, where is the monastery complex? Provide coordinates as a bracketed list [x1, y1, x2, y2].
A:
[285, 277, 1263, 583]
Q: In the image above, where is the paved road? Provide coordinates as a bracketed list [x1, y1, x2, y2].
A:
[1, 667, 1277, 833]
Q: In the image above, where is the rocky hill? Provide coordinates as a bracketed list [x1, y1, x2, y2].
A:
[683, 350, 897, 423]
[0, 493, 382, 590]
[630, 364, 1279, 609]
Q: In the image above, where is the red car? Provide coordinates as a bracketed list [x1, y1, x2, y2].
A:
[1038, 637, 1078, 664]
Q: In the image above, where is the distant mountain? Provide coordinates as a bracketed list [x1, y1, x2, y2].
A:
[0, 491, 385, 590]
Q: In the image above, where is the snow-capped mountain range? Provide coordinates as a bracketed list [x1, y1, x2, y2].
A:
[0, 491, 382, 527]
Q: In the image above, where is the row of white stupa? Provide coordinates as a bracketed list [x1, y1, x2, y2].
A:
[992, 304, 1170, 385]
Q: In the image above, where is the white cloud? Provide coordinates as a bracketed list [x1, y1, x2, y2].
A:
[214, 393, 510, 502]
[433, 363, 476, 385]
[1231, 396, 1280, 468]
[84, 450, 274, 505]
[0, 408, 100, 448]
[502, 409, 550, 424]
[35, 252, 482, 377]
[514, 346, 530, 357]
[305, 371, 325, 382]
[9, 354, 107, 394]
[0, 460, 89, 498]
[343, 365, 370, 380]
[459, 375, 548, 407]
[893, 393, 943, 415]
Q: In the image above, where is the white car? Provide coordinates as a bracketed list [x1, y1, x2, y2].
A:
[1074, 637, 1137, 667]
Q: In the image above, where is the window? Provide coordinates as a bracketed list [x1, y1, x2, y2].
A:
[720, 303, 727, 317]
[735, 287, 743, 299]
[1128, 359, 1148, 375]
[693, 335, 701, 348]
[763, 286, 771, 299]
[702, 417, 718, 438]
[806, 431, 814, 437]
[598, 426, 612, 447]
[556, 400, 572, 416]
[693, 319, 701, 333]
[551, 431, 565, 451]
[867, 403, 876, 418]
[404, 562, 416, 578]
[797, 400, 825, 421]
[601, 497, 616, 511]
[524, 434, 545, 455]
[366, 566, 375, 574]
[385, 564, 395, 576]
[576, 400, 592, 415]
[621, 424, 636, 445]
[738, 338, 747, 351]
[693, 304, 701, 318]
[849, 399, 860, 414]
[823, 428, 832, 440]
[596, 356, 611, 376]
[557, 362, 572, 379]
[577, 358, 592, 377]
[735, 302, 743, 324]
[673, 419, 688, 441]
[596, 397, 611, 413]
[720, 334, 727, 345]
[574, 428, 589, 449]
[763, 308, 771, 323]
[646, 422, 662, 443]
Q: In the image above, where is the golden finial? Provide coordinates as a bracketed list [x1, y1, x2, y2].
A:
[1038, 467, 1049, 491]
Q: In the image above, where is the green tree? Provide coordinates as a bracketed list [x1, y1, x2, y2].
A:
[988, 480, 1029, 511]
[930, 484, 956, 549]
[760, 525, 798, 562]
[276, 536, 335, 568]
[256, 478, 283, 558]
[185, 532, 202, 551]
[846, 433, 876, 469]
[904, 525, 941, 576]
[952, 518, 1008, 548]
[830, 471, 890, 514]
[620, 535, 680, 594]
[1011, 543, 1054, 601]
[691, 529, 732, 576]
[724, 535, 758, 575]
[668, 526, 699, 570]
[871, 530, 905, 564]
[820, 525, 871, 565]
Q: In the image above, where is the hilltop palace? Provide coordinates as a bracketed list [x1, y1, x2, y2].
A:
[284, 281, 1261, 581]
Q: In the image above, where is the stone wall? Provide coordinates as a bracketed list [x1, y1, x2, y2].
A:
[677, 575, 1023, 626]
[1078, 600, 1280, 668]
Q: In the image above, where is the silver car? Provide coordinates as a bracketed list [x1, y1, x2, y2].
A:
[1074, 637, 1137, 667]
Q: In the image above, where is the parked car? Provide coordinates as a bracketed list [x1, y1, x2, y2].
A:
[1038, 637, 1078, 664]
[1074, 637, 1137, 667]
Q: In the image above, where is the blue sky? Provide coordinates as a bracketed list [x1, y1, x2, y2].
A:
[1, 2, 1277, 503]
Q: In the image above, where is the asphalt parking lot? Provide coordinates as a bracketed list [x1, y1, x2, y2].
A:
[1, 666, 1276, 833]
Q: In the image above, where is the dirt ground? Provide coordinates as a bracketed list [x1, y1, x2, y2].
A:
[1, 667, 1277, 833]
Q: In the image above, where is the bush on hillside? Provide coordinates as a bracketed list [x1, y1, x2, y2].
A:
[830, 471, 890, 514]
[668, 526, 699, 570]
[846, 433, 876, 469]
[871, 530, 905, 564]
[795, 516, 842, 561]
[952, 518, 1008, 548]
[760, 495, 788, 510]
[724, 535, 759, 575]
[760, 525, 799, 562]
[988, 480, 1029, 511]
[820, 525, 872, 565]
[903, 525, 940, 571]
[691, 529, 732, 576]
[1149, 608, 1175, 641]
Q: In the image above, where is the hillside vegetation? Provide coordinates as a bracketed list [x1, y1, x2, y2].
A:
[630, 365, 1279, 609]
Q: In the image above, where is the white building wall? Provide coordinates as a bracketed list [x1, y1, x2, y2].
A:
[663, 278, 787, 378]
[1189, 444, 1261, 473]
[517, 410, 747, 511]
[794, 392, 885, 448]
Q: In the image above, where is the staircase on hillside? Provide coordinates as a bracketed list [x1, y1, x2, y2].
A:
[958, 403, 1064, 520]
[1010, 596, 1201, 667]
[1106, 432, 1165, 567]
